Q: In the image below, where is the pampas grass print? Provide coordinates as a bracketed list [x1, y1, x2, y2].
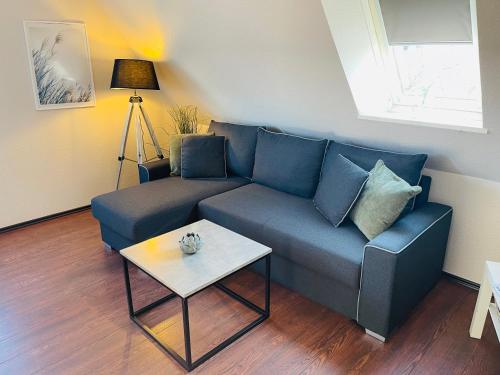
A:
[32, 33, 92, 105]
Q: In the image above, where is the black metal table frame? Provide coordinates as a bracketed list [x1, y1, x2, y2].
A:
[122, 254, 271, 372]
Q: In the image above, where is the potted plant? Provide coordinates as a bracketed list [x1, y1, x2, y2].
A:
[168, 105, 198, 134]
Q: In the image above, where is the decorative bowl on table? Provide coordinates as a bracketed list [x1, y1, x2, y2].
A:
[179, 232, 202, 254]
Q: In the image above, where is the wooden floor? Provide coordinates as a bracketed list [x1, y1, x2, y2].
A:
[0, 210, 499, 375]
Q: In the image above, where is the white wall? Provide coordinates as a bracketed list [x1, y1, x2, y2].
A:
[0, 0, 171, 228]
[99, 0, 500, 282]
[426, 169, 500, 282]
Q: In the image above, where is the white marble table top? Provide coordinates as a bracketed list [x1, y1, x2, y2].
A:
[120, 220, 272, 298]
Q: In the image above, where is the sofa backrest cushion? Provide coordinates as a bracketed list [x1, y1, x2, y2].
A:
[252, 128, 328, 198]
[415, 175, 432, 209]
[169, 133, 214, 176]
[208, 121, 261, 179]
[328, 141, 427, 187]
[326, 141, 427, 210]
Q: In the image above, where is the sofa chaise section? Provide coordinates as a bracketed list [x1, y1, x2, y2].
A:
[91, 176, 249, 250]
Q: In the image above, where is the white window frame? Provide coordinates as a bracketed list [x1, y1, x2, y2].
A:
[364, 0, 484, 131]
[321, 0, 487, 134]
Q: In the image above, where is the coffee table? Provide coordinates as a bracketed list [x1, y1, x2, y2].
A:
[120, 219, 272, 372]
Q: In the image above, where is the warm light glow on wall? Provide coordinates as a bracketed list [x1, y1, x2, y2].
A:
[46, 0, 130, 52]
[137, 46, 165, 61]
[47, 0, 166, 60]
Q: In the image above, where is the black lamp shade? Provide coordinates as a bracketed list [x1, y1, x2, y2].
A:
[110, 59, 160, 90]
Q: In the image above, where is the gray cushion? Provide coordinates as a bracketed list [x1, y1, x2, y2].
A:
[169, 133, 214, 176]
[314, 154, 369, 227]
[252, 128, 328, 198]
[350, 160, 422, 240]
[181, 136, 227, 178]
[91, 176, 249, 242]
[208, 121, 261, 179]
[198, 183, 368, 289]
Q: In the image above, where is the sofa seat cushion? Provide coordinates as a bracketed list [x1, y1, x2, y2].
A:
[91, 176, 249, 243]
[198, 183, 368, 289]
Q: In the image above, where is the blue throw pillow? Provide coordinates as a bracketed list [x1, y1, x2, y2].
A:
[252, 128, 328, 198]
[181, 136, 227, 179]
[208, 121, 262, 179]
[314, 154, 369, 227]
[326, 141, 427, 211]
[169, 132, 214, 176]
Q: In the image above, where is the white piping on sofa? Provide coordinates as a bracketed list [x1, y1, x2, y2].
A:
[355, 207, 453, 323]
[138, 164, 150, 182]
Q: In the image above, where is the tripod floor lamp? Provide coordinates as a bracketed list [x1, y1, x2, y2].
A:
[111, 59, 164, 189]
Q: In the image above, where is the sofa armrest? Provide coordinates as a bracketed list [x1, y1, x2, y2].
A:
[138, 159, 170, 183]
[357, 202, 453, 339]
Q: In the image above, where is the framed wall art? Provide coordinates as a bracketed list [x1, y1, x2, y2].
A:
[24, 21, 96, 110]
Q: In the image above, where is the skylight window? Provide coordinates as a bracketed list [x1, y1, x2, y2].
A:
[368, 0, 483, 129]
[390, 44, 481, 113]
[321, 0, 485, 132]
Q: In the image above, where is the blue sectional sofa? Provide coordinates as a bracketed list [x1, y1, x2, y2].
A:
[91, 121, 452, 340]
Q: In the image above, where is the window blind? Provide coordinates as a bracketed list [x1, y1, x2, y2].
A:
[379, 0, 472, 45]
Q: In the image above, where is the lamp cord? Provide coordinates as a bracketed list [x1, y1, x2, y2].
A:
[139, 120, 149, 162]
[140, 124, 170, 163]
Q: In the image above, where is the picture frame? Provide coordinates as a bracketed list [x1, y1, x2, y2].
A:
[23, 21, 96, 110]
